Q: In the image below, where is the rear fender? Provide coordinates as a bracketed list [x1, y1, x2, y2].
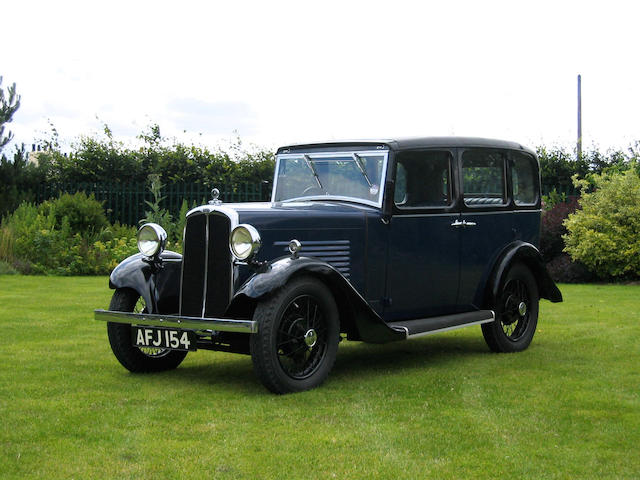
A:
[486, 241, 563, 307]
[108, 251, 182, 314]
[231, 256, 405, 343]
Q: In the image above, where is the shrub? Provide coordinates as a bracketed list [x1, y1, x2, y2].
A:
[564, 168, 640, 279]
[540, 196, 593, 283]
[540, 197, 580, 262]
[545, 254, 595, 283]
[0, 197, 137, 275]
[40, 191, 109, 234]
[0, 259, 17, 274]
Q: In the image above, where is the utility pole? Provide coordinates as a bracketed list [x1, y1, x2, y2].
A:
[577, 74, 582, 160]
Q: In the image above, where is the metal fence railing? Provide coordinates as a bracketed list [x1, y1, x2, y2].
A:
[36, 181, 270, 226]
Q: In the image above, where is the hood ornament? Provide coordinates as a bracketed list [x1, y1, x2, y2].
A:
[208, 187, 222, 205]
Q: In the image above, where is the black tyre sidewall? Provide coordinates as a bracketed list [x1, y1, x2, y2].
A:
[107, 288, 187, 373]
[250, 277, 340, 394]
[482, 263, 539, 353]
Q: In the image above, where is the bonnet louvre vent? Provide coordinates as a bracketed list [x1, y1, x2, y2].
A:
[274, 240, 351, 277]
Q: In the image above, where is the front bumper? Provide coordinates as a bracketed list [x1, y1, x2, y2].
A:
[94, 309, 258, 334]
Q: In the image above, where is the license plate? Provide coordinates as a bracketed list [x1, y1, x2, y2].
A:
[132, 327, 197, 351]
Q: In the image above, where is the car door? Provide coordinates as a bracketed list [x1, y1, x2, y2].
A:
[457, 148, 514, 310]
[384, 149, 461, 321]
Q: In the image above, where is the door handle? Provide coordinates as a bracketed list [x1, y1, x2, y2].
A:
[451, 220, 477, 228]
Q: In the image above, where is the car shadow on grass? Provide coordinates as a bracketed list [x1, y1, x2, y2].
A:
[330, 334, 489, 381]
[162, 354, 263, 394]
[148, 332, 490, 394]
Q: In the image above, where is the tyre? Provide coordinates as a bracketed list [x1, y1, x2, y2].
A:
[250, 276, 340, 394]
[106, 288, 187, 373]
[482, 263, 539, 353]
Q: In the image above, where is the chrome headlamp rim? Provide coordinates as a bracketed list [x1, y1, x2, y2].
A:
[229, 224, 261, 261]
[137, 223, 167, 258]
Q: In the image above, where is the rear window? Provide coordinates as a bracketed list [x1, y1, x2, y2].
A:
[511, 152, 538, 206]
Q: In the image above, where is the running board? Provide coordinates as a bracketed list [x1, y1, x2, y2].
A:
[388, 310, 495, 339]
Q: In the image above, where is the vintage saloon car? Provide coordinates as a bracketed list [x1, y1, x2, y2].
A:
[95, 137, 562, 394]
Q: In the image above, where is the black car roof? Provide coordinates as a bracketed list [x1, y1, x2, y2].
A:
[277, 137, 536, 156]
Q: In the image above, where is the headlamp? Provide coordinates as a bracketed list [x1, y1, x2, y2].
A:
[230, 224, 261, 261]
[137, 223, 167, 258]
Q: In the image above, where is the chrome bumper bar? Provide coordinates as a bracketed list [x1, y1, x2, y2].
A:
[94, 309, 258, 334]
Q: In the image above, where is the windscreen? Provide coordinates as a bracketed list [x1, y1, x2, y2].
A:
[272, 151, 387, 207]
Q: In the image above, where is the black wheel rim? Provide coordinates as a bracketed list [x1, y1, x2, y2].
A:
[500, 279, 531, 341]
[276, 294, 328, 380]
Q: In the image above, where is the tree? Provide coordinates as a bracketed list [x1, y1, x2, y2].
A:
[0, 76, 21, 153]
[537, 145, 590, 191]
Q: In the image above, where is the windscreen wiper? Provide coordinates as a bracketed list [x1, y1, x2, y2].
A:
[303, 155, 323, 190]
[352, 153, 373, 188]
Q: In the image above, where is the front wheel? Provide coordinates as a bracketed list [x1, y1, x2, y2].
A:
[482, 263, 539, 353]
[106, 288, 188, 372]
[250, 276, 340, 394]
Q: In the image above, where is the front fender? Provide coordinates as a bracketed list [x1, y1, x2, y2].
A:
[231, 256, 405, 343]
[108, 251, 182, 314]
[234, 256, 333, 299]
[487, 241, 563, 307]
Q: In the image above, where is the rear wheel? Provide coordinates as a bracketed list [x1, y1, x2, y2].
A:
[107, 288, 187, 372]
[250, 277, 340, 394]
[482, 263, 539, 353]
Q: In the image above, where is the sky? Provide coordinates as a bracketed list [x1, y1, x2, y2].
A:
[2, 0, 639, 156]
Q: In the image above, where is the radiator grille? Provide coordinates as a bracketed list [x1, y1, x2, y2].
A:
[274, 240, 351, 277]
[180, 213, 231, 317]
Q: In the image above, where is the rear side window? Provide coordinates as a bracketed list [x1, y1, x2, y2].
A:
[511, 152, 538, 206]
[394, 151, 453, 209]
[462, 150, 506, 206]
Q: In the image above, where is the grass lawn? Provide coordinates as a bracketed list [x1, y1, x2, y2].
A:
[0, 276, 638, 479]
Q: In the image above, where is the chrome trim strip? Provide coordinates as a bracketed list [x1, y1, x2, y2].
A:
[393, 325, 410, 338]
[178, 223, 187, 315]
[281, 194, 382, 208]
[186, 205, 240, 224]
[94, 309, 258, 334]
[514, 209, 542, 213]
[201, 213, 211, 317]
[393, 213, 460, 218]
[271, 155, 281, 203]
[405, 313, 495, 339]
[461, 210, 528, 216]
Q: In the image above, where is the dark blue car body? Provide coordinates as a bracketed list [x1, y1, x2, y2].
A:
[97, 137, 562, 393]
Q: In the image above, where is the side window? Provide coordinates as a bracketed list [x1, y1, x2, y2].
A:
[462, 150, 506, 206]
[511, 152, 538, 206]
[394, 163, 407, 204]
[394, 151, 452, 209]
